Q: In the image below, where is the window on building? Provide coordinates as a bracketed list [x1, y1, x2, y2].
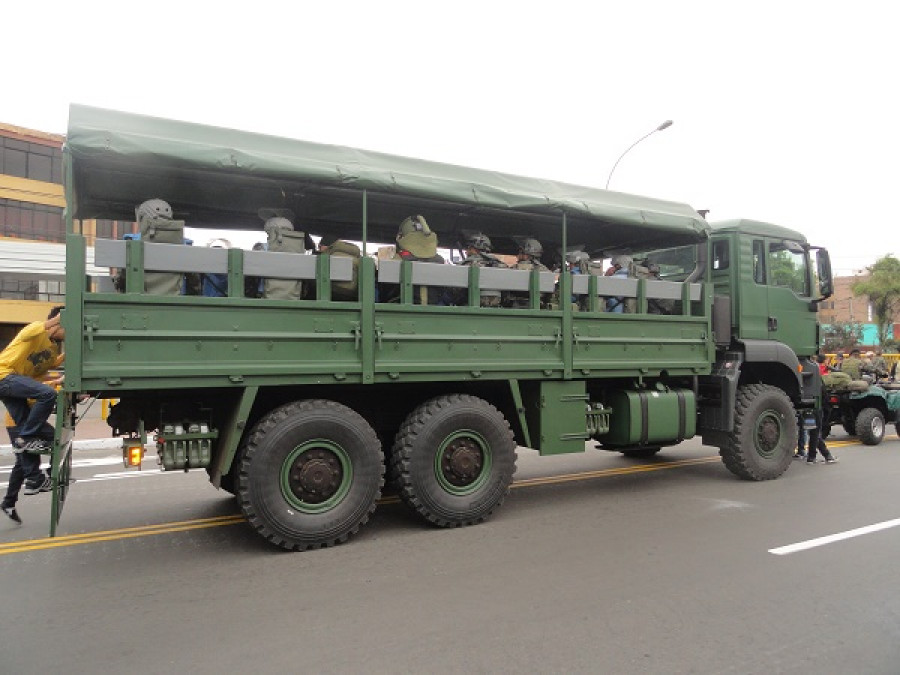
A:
[28, 152, 52, 182]
[2, 146, 27, 177]
[95, 219, 139, 240]
[0, 199, 65, 242]
[0, 273, 65, 302]
[0, 137, 63, 184]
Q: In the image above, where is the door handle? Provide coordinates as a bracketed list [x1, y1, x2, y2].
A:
[768, 316, 778, 331]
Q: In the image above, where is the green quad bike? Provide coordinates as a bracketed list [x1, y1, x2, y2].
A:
[823, 382, 900, 446]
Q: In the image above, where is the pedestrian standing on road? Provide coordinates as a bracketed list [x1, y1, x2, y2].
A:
[795, 417, 807, 459]
[0, 306, 65, 523]
[804, 406, 838, 464]
[804, 367, 838, 465]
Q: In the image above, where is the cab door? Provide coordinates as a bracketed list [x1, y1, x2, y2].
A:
[765, 239, 818, 357]
[734, 237, 771, 341]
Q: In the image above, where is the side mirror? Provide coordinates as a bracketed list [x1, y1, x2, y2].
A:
[810, 246, 833, 300]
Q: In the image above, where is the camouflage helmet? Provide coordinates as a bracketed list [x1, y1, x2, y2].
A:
[463, 231, 493, 253]
[135, 198, 172, 222]
[566, 250, 590, 267]
[518, 238, 543, 257]
[397, 215, 431, 239]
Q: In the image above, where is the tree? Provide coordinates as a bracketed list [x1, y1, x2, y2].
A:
[769, 249, 806, 295]
[851, 255, 900, 346]
[821, 321, 864, 352]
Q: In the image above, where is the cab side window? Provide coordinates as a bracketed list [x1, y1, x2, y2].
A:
[768, 242, 808, 296]
[712, 240, 729, 271]
[752, 240, 766, 284]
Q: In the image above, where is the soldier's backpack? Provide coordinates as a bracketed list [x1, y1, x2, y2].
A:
[628, 261, 674, 314]
[139, 218, 185, 295]
[264, 219, 306, 300]
[822, 371, 852, 391]
[327, 240, 361, 301]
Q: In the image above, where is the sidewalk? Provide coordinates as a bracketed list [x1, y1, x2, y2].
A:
[0, 398, 124, 456]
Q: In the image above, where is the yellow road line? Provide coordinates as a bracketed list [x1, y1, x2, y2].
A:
[0, 515, 245, 555]
[0, 439, 886, 555]
[512, 455, 720, 487]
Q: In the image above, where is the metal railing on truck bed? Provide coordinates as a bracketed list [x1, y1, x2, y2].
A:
[61, 235, 713, 394]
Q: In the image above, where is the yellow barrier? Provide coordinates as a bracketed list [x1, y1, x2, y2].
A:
[101, 398, 119, 420]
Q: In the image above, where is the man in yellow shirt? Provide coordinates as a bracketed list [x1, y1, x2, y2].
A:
[1, 307, 64, 523]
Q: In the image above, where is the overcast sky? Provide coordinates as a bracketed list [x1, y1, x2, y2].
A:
[4, 1, 896, 274]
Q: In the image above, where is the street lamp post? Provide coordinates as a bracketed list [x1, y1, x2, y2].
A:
[605, 120, 673, 190]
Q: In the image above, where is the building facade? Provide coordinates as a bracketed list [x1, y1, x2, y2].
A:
[0, 122, 135, 344]
[817, 274, 897, 348]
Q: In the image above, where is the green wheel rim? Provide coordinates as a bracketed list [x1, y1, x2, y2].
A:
[434, 429, 492, 496]
[281, 439, 353, 513]
[753, 409, 784, 458]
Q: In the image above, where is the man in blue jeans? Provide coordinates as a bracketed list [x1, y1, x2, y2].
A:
[1, 306, 64, 523]
[2, 415, 55, 524]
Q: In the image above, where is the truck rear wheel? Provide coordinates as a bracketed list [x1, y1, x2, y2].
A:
[855, 408, 885, 445]
[238, 399, 383, 550]
[392, 394, 516, 527]
[720, 384, 796, 481]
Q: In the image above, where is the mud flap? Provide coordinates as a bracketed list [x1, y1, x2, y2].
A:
[50, 391, 76, 536]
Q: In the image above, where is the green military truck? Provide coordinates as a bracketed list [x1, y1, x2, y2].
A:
[51, 105, 834, 550]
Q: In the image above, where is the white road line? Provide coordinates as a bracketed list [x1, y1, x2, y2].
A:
[0, 456, 130, 475]
[1, 464, 171, 489]
[769, 518, 900, 555]
[76, 470, 174, 483]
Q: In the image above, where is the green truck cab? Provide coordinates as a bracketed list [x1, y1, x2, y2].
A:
[52, 105, 832, 550]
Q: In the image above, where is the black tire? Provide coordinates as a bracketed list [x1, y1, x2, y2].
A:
[392, 394, 516, 527]
[620, 446, 662, 459]
[855, 407, 885, 446]
[720, 384, 796, 481]
[238, 399, 383, 551]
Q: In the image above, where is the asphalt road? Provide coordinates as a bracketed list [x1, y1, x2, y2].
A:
[1, 430, 899, 674]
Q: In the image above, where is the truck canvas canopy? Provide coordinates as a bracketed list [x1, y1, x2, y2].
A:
[66, 104, 709, 254]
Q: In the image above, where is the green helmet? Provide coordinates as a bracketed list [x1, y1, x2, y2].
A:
[397, 215, 431, 238]
[519, 238, 543, 257]
[135, 198, 172, 222]
[463, 232, 493, 252]
[396, 215, 438, 258]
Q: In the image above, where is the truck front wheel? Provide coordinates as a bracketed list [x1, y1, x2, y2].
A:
[721, 384, 796, 481]
[238, 399, 383, 550]
[392, 394, 516, 527]
[855, 408, 885, 445]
